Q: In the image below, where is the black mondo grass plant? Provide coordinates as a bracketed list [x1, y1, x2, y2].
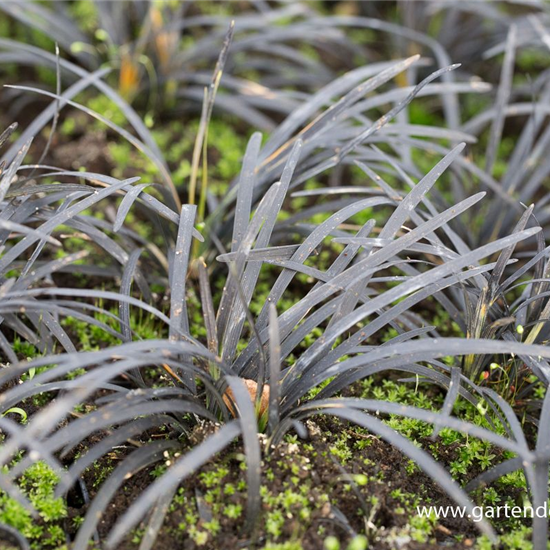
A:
[1, 24, 550, 550]
[3, 0, 548, 136]
[0, 0, 473, 128]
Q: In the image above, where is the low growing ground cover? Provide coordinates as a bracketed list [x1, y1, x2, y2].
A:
[1, 2, 550, 550]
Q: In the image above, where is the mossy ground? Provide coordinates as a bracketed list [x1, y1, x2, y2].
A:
[0, 462, 67, 549]
[0, 343, 539, 550]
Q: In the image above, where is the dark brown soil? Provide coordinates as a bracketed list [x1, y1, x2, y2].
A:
[60, 415, 491, 550]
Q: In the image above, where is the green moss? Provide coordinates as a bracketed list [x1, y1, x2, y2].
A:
[67, 0, 99, 34]
[262, 542, 303, 550]
[476, 526, 546, 550]
[0, 462, 67, 549]
[346, 536, 368, 550]
[324, 536, 340, 550]
[12, 337, 41, 362]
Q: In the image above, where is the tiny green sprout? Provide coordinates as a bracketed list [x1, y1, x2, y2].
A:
[489, 362, 500, 370]
[223, 503, 242, 519]
[476, 400, 488, 415]
[95, 29, 109, 41]
[145, 112, 155, 128]
[70, 41, 86, 54]
[2, 407, 27, 423]
[352, 474, 368, 486]
[516, 325, 524, 335]
[347, 535, 368, 550]
[324, 536, 340, 550]
[194, 530, 208, 546]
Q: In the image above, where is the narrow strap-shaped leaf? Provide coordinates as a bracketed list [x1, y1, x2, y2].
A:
[490, 204, 534, 291]
[0, 351, 213, 470]
[46, 400, 214, 453]
[226, 377, 261, 530]
[480, 387, 530, 449]
[120, 248, 144, 342]
[0, 522, 30, 550]
[324, 219, 378, 330]
[485, 25, 516, 176]
[0, 138, 32, 202]
[283, 396, 533, 459]
[216, 180, 286, 342]
[239, 254, 473, 380]
[0, 339, 213, 388]
[0, 330, 17, 364]
[0, 38, 167, 176]
[1, 68, 110, 166]
[27, 308, 76, 354]
[431, 366, 461, 439]
[114, 183, 151, 232]
[532, 387, 550, 548]
[217, 244, 301, 263]
[0, 2, 88, 53]
[21, 195, 77, 278]
[12, 251, 88, 291]
[268, 303, 280, 437]
[0, 218, 61, 247]
[30, 42, 61, 181]
[232, 132, 262, 252]
[0, 122, 17, 150]
[169, 205, 196, 340]
[4, 288, 186, 344]
[307, 339, 550, 419]
[238, 297, 345, 379]
[501, 246, 550, 291]
[278, 192, 486, 377]
[0, 343, 215, 409]
[198, 258, 218, 355]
